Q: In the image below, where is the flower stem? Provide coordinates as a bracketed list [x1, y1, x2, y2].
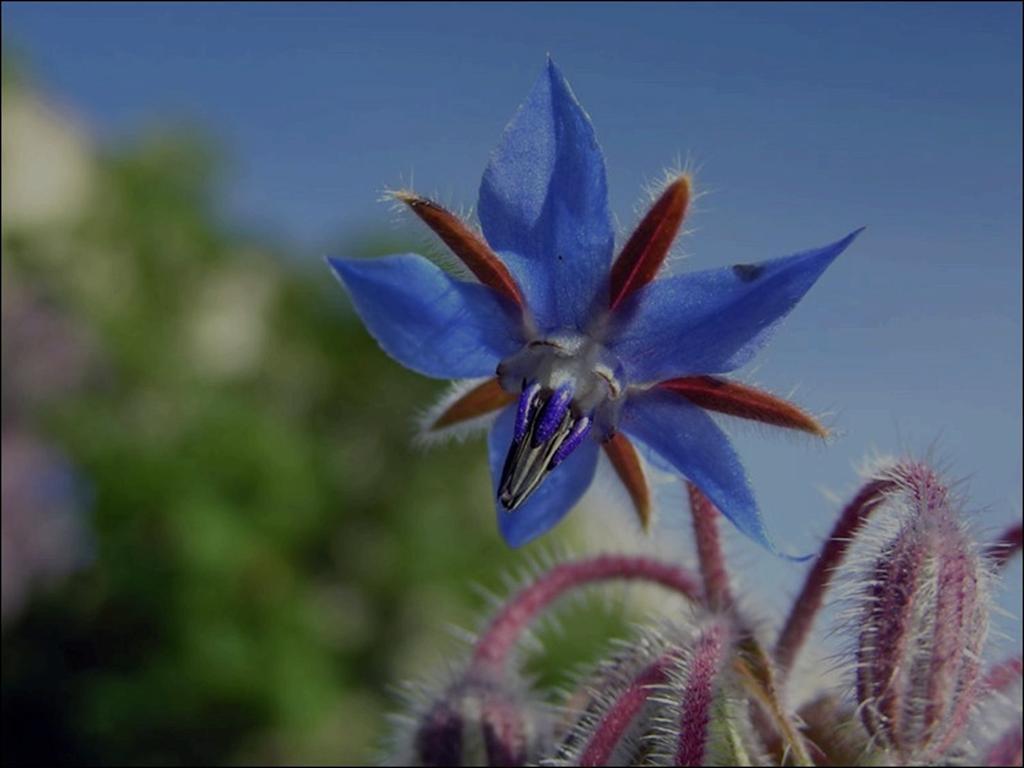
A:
[774, 478, 894, 676]
[470, 555, 701, 677]
[687, 482, 733, 611]
[686, 483, 816, 764]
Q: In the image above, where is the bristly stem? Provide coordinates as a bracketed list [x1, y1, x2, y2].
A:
[985, 522, 1022, 570]
[578, 653, 677, 766]
[675, 621, 729, 766]
[686, 483, 816, 764]
[687, 482, 733, 611]
[774, 478, 895, 676]
[470, 555, 702, 677]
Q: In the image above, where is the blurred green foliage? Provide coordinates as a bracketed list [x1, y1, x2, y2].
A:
[1, 77, 632, 765]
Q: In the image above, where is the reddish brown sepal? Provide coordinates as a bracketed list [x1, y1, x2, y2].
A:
[603, 433, 652, 531]
[660, 376, 829, 437]
[432, 378, 516, 430]
[985, 522, 1022, 570]
[608, 174, 691, 312]
[394, 190, 525, 307]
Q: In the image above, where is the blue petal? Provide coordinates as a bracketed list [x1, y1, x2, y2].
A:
[478, 59, 614, 334]
[606, 230, 863, 383]
[621, 388, 804, 559]
[328, 254, 523, 379]
[487, 404, 599, 547]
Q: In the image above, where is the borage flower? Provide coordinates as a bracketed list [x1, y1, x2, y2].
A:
[328, 60, 860, 552]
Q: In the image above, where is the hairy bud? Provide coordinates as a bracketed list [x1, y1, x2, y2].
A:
[393, 669, 551, 767]
[854, 462, 990, 761]
[646, 620, 757, 767]
[548, 630, 676, 767]
[389, 555, 703, 767]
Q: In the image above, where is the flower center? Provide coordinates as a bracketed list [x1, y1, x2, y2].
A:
[495, 336, 624, 511]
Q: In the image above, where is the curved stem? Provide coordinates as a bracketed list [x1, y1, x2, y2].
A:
[774, 479, 895, 676]
[470, 554, 701, 677]
[579, 654, 676, 767]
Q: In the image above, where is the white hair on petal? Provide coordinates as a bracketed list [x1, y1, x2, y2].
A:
[413, 378, 506, 449]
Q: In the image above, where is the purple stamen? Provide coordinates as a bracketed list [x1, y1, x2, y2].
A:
[514, 381, 541, 442]
[533, 383, 573, 446]
[550, 416, 591, 467]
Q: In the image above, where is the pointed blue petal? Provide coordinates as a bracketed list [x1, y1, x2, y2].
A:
[622, 388, 807, 559]
[478, 60, 614, 334]
[487, 404, 599, 547]
[328, 254, 523, 379]
[606, 230, 862, 383]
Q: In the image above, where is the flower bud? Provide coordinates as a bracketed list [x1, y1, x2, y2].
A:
[648, 619, 755, 767]
[395, 555, 703, 767]
[854, 462, 990, 761]
[548, 630, 674, 767]
[666, 620, 741, 767]
[392, 669, 551, 767]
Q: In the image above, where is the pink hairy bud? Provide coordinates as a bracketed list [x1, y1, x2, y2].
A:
[855, 462, 989, 762]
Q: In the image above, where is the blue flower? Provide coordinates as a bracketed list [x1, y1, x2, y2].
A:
[328, 60, 860, 552]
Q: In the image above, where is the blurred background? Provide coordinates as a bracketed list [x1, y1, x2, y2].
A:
[1, 3, 1020, 765]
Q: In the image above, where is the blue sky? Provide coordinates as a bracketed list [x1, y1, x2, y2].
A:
[4, 2, 1021, 638]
